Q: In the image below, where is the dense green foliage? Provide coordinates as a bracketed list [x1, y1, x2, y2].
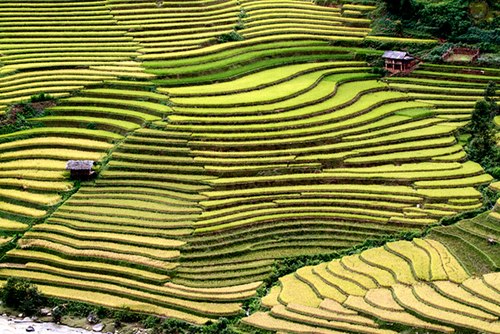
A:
[0, 93, 54, 136]
[0, 104, 43, 136]
[378, 0, 500, 51]
[37, 299, 240, 333]
[1, 278, 45, 316]
[217, 31, 244, 43]
[466, 82, 499, 177]
[29, 93, 56, 104]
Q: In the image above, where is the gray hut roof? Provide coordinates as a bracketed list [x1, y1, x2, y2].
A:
[382, 51, 414, 60]
[66, 160, 94, 170]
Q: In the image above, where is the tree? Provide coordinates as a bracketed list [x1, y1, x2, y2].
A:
[485, 82, 498, 103]
[384, 0, 414, 17]
[466, 82, 499, 174]
[469, 99, 492, 134]
[1, 277, 45, 316]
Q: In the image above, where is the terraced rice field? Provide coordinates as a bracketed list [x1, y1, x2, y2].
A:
[0, 0, 498, 330]
[243, 212, 500, 333]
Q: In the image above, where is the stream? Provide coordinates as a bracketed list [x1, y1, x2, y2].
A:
[0, 316, 98, 334]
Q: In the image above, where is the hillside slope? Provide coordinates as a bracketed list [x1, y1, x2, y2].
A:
[0, 0, 498, 327]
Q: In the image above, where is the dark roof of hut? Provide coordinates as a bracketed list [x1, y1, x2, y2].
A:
[382, 51, 414, 60]
[66, 160, 94, 170]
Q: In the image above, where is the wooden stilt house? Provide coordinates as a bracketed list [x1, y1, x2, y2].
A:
[382, 51, 418, 74]
[66, 160, 95, 180]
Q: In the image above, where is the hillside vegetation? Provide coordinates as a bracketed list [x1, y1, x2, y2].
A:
[0, 0, 498, 332]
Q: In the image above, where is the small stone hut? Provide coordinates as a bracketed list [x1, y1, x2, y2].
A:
[66, 160, 95, 180]
[382, 51, 417, 74]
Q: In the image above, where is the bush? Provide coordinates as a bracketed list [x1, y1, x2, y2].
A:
[114, 307, 142, 323]
[384, 0, 415, 19]
[217, 31, 244, 43]
[52, 305, 64, 323]
[1, 277, 45, 316]
[29, 93, 55, 103]
[456, 27, 500, 52]
[0, 96, 54, 136]
[370, 67, 388, 76]
[161, 318, 193, 333]
[477, 53, 500, 67]
[421, 42, 454, 62]
[234, 21, 245, 30]
[142, 315, 161, 329]
[238, 8, 247, 19]
[55, 300, 94, 317]
[314, 0, 339, 5]
[158, 317, 238, 334]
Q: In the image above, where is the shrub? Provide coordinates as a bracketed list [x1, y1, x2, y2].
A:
[161, 318, 192, 333]
[114, 307, 142, 323]
[142, 315, 161, 329]
[234, 21, 245, 30]
[141, 315, 161, 328]
[1, 277, 45, 316]
[0, 96, 54, 136]
[29, 93, 55, 103]
[238, 8, 247, 19]
[456, 27, 500, 52]
[421, 42, 454, 62]
[217, 31, 244, 43]
[370, 66, 388, 76]
[159, 317, 238, 334]
[383, 0, 415, 17]
[314, 0, 339, 5]
[477, 53, 500, 67]
[52, 305, 64, 323]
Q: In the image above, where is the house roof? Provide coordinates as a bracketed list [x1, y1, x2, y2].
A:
[382, 51, 414, 60]
[66, 160, 94, 170]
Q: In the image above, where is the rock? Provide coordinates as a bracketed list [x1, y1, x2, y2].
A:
[86, 312, 99, 324]
[23, 317, 31, 322]
[26, 326, 35, 332]
[92, 323, 105, 332]
[40, 308, 51, 316]
[18, 313, 24, 318]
